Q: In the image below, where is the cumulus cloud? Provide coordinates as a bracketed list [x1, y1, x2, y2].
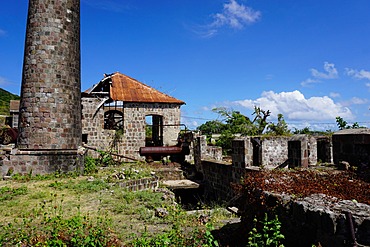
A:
[345, 68, 370, 80]
[233, 90, 354, 121]
[301, 62, 338, 86]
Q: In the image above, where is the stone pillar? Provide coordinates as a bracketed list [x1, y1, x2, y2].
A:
[18, 0, 81, 150]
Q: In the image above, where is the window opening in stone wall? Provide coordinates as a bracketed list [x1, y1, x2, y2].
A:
[145, 115, 163, 147]
[104, 100, 124, 130]
[288, 141, 301, 168]
[82, 134, 88, 144]
[252, 137, 262, 166]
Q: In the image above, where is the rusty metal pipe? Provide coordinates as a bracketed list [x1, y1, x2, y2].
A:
[139, 146, 183, 156]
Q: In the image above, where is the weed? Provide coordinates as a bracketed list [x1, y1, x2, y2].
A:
[84, 155, 98, 175]
[248, 213, 285, 247]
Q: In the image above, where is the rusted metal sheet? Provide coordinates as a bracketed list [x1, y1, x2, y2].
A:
[109, 73, 185, 104]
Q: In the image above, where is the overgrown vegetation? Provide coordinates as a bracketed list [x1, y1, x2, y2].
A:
[0, 157, 231, 246]
[197, 105, 363, 154]
[197, 106, 290, 154]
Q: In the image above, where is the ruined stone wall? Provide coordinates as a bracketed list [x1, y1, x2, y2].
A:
[81, 98, 181, 161]
[81, 98, 115, 158]
[261, 136, 289, 168]
[333, 133, 370, 167]
[194, 136, 369, 246]
[201, 159, 233, 201]
[239, 192, 370, 247]
[261, 135, 317, 168]
[124, 102, 181, 147]
[1, 150, 83, 176]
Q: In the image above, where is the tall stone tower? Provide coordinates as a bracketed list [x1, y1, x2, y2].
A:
[0, 0, 83, 176]
[19, 0, 81, 150]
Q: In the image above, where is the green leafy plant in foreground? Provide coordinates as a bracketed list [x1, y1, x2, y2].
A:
[248, 213, 285, 247]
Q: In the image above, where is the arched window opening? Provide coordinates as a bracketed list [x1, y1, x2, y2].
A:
[145, 115, 163, 147]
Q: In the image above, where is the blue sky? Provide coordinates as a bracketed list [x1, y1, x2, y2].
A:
[1, 0, 369, 131]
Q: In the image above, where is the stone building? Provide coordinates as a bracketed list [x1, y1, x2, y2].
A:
[333, 128, 370, 167]
[81, 72, 185, 161]
[8, 100, 20, 128]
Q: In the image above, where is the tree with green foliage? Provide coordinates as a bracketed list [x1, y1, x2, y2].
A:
[336, 116, 361, 130]
[265, 114, 290, 136]
[197, 107, 292, 154]
[196, 120, 226, 142]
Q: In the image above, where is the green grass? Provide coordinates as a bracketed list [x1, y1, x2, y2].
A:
[0, 162, 229, 246]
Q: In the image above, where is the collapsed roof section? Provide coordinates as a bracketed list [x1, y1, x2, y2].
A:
[83, 72, 185, 105]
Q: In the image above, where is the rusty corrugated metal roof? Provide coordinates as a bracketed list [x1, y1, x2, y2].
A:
[109, 72, 185, 104]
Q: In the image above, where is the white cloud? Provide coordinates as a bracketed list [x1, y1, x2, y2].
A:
[301, 62, 338, 87]
[195, 0, 260, 38]
[233, 90, 354, 121]
[211, 0, 261, 29]
[329, 92, 340, 98]
[0, 29, 6, 37]
[366, 83, 370, 89]
[310, 62, 338, 79]
[345, 68, 370, 80]
[300, 78, 319, 87]
[350, 97, 368, 105]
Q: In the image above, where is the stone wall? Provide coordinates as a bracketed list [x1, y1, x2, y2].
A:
[242, 192, 370, 247]
[333, 129, 370, 167]
[193, 135, 319, 201]
[81, 97, 181, 161]
[194, 136, 369, 246]
[261, 136, 289, 168]
[0, 149, 84, 176]
[116, 177, 159, 192]
[261, 135, 317, 168]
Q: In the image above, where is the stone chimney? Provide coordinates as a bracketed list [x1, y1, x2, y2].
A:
[18, 0, 81, 150]
[0, 0, 83, 176]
